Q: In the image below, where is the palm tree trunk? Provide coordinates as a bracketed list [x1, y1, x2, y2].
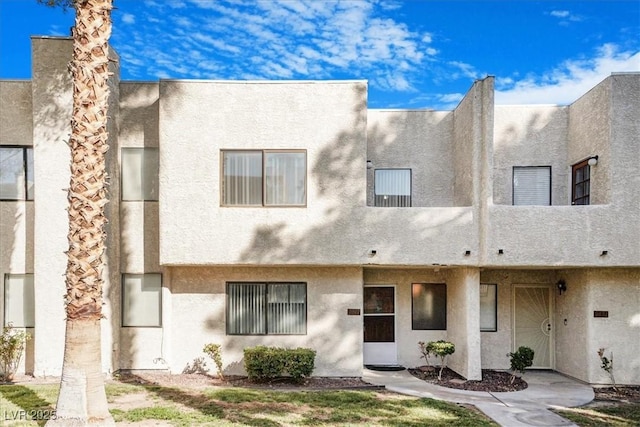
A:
[48, 0, 114, 425]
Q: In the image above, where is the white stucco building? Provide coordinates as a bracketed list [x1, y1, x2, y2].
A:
[1, 37, 639, 385]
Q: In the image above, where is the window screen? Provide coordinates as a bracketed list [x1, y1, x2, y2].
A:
[513, 166, 551, 205]
[4, 274, 35, 327]
[374, 169, 411, 207]
[121, 148, 159, 201]
[122, 274, 162, 327]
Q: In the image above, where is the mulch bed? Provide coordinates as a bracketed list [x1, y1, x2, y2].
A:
[593, 386, 640, 404]
[114, 372, 380, 391]
[408, 366, 528, 392]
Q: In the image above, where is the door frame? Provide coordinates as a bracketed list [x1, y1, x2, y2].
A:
[512, 284, 555, 369]
[363, 284, 397, 366]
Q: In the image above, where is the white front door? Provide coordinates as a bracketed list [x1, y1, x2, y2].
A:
[513, 285, 554, 369]
[363, 285, 397, 365]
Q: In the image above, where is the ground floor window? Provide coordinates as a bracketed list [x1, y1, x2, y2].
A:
[412, 283, 446, 330]
[480, 284, 497, 332]
[227, 282, 306, 335]
[122, 273, 162, 327]
[4, 274, 34, 327]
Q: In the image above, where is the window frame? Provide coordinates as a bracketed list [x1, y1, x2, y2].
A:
[512, 165, 552, 206]
[121, 273, 163, 328]
[226, 282, 307, 335]
[220, 149, 307, 207]
[571, 159, 590, 205]
[0, 146, 34, 201]
[120, 147, 159, 202]
[374, 168, 412, 207]
[479, 283, 498, 332]
[411, 283, 447, 330]
[3, 273, 35, 328]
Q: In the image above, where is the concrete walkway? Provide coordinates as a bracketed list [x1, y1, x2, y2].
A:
[363, 369, 594, 427]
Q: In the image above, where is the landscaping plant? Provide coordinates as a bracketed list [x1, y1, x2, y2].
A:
[419, 340, 455, 381]
[597, 347, 616, 390]
[203, 343, 224, 380]
[244, 346, 316, 382]
[507, 346, 535, 384]
[0, 323, 31, 382]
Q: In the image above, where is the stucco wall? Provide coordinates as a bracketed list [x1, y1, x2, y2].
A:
[168, 266, 364, 377]
[493, 105, 569, 205]
[366, 110, 454, 207]
[31, 37, 74, 376]
[118, 82, 162, 370]
[446, 268, 481, 380]
[555, 269, 590, 381]
[451, 82, 476, 207]
[0, 81, 32, 143]
[586, 269, 640, 385]
[568, 78, 611, 205]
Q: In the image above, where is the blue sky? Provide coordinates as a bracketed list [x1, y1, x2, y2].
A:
[1, 0, 638, 109]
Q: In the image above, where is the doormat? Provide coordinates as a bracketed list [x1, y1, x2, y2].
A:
[365, 365, 406, 371]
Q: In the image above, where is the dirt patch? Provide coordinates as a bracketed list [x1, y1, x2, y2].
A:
[589, 385, 640, 407]
[408, 366, 528, 392]
[114, 371, 380, 391]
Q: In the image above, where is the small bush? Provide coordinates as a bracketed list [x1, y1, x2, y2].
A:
[203, 343, 224, 380]
[597, 347, 616, 389]
[244, 346, 315, 382]
[508, 346, 535, 383]
[430, 340, 455, 381]
[0, 323, 31, 382]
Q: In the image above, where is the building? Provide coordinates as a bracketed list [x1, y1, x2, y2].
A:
[1, 37, 639, 384]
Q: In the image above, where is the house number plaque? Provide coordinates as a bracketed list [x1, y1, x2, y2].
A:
[347, 309, 361, 316]
[593, 311, 609, 318]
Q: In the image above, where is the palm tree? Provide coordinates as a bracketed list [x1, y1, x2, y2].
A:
[39, 0, 115, 425]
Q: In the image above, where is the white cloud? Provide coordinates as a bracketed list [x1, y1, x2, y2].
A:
[113, 0, 434, 93]
[496, 44, 640, 105]
[549, 9, 582, 23]
[550, 10, 569, 18]
[121, 13, 135, 25]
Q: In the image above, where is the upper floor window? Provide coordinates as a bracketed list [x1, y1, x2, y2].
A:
[121, 148, 159, 201]
[0, 146, 34, 201]
[222, 150, 306, 206]
[571, 160, 590, 205]
[374, 169, 411, 207]
[512, 166, 551, 205]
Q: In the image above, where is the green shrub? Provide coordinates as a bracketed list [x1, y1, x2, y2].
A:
[244, 346, 316, 382]
[203, 343, 224, 380]
[430, 340, 455, 381]
[284, 348, 316, 381]
[0, 323, 31, 382]
[507, 346, 535, 383]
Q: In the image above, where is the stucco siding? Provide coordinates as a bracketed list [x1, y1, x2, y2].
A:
[366, 110, 454, 207]
[586, 269, 640, 385]
[493, 105, 568, 205]
[568, 78, 611, 205]
[169, 266, 363, 377]
[31, 37, 74, 376]
[0, 81, 32, 144]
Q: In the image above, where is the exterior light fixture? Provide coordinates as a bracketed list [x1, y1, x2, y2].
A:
[498, 249, 504, 255]
[588, 155, 599, 166]
[464, 250, 471, 256]
[557, 279, 567, 295]
[366, 160, 373, 169]
[601, 250, 608, 256]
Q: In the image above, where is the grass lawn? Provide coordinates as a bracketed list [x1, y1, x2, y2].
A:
[0, 381, 498, 426]
[553, 404, 640, 427]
